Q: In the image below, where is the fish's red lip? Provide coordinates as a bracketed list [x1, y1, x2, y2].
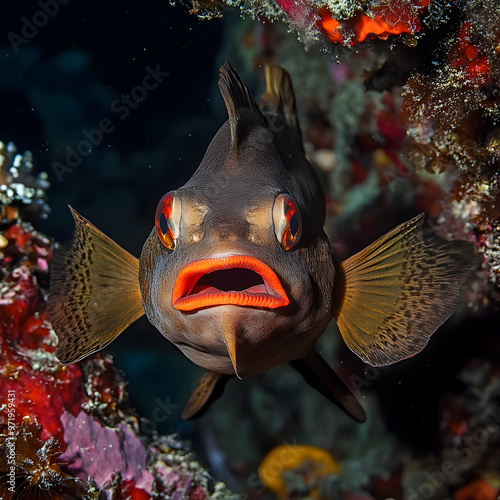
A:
[172, 255, 289, 311]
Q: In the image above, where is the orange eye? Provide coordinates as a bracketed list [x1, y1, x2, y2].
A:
[155, 190, 180, 250]
[273, 193, 302, 250]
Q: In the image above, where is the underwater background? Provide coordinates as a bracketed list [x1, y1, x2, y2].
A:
[1, 0, 500, 499]
[2, 0, 225, 433]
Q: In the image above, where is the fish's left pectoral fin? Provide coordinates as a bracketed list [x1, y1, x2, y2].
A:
[182, 371, 231, 420]
[47, 207, 145, 364]
[333, 214, 476, 366]
[290, 350, 366, 423]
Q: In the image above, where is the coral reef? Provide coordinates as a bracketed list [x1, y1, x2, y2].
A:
[401, 6, 500, 298]
[0, 141, 238, 499]
[402, 359, 500, 499]
[0, 141, 51, 222]
[176, 0, 430, 50]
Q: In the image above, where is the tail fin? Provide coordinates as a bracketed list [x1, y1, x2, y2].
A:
[47, 207, 144, 364]
[333, 214, 476, 366]
[260, 64, 303, 148]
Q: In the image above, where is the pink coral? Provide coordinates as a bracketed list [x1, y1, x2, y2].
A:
[58, 411, 153, 493]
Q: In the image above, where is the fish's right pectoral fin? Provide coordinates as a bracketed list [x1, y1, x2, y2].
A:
[182, 371, 231, 420]
[47, 207, 145, 364]
[333, 214, 476, 366]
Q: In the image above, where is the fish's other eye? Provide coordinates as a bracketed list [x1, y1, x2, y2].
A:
[273, 193, 302, 250]
[155, 190, 180, 250]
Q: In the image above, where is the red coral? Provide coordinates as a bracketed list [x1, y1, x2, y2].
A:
[0, 267, 39, 339]
[0, 223, 85, 443]
[450, 22, 491, 85]
[190, 485, 207, 500]
[1, 222, 52, 273]
[0, 329, 84, 444]
[5, 223, 32, 251]
[118, 479, 151, 500]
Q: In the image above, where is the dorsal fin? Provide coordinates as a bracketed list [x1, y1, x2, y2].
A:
[218, 62, 266, 149]
[47, 207, 144, 364]
[260, 65, 303, 149]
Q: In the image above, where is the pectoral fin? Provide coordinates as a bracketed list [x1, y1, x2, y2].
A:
[333, 214, 476, 366]
[182, 371, 231, 420]
[47, 207, 144, 364]
[290, 350, 366, 423]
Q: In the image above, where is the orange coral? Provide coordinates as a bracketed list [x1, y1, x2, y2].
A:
[317, 0, 429, 46]
[454, 478, 497, 500]
[318, 9, 342, 44]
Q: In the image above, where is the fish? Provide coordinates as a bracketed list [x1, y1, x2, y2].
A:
[47, 63, 475, 423]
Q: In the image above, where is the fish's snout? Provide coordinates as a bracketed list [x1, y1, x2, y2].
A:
[209, 218, 248, 244]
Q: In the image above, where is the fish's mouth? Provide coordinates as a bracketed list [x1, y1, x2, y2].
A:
[172, 255, 289, 311]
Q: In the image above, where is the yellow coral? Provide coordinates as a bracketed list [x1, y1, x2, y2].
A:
[258, 444, 340, 499]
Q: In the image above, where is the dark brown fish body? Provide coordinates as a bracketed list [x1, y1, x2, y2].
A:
[48, 63, 475, 421]
[139, 116, 335, 377]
